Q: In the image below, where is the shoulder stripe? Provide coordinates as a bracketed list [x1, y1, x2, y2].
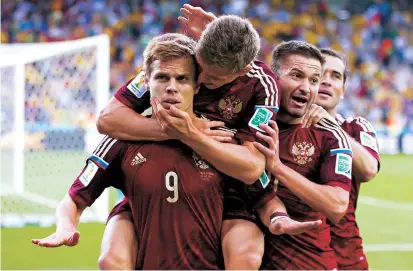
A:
[247, 62, 279, 107]
[335, 114, 345, 125]
[95, 137, 114, 157]
[89, 154, 109, 169]
[354, 117, 369, 132]
[317, 119, 351, 149]
[94, 137, 118, 158]
[93, 136, 110, 156]
[330, 148, 353, 155]
[100, 138, 118, 158]
[355, 117, 377, 135]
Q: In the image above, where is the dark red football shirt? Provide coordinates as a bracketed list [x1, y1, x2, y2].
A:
[69, 136, 227, 269]
[260, 119, 353, 270]
[329, 115, 380, 270]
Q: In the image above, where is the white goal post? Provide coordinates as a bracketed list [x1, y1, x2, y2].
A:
[0, 35, 111, 226]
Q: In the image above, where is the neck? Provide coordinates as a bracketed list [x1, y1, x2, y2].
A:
[276, 110, 302, 124]
[327, 107, 337, 117]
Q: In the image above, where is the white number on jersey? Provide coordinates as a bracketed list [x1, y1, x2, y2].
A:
[165, 171, 179, 203]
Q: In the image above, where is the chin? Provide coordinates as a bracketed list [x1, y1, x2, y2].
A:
[288, 109, 306, 119]
[204, 84, 219, 90]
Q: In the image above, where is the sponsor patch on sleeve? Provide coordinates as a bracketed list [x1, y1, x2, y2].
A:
[248, 107, 273, 132]
[335, 153, 352, 179]
[360, 131, 378, 152]
[126, 71, 147, 98]
[80, 161, 99, 187]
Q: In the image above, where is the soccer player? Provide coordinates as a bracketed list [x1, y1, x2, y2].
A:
[30, 33, 271, 269]
[253, 41, 354, 270]
[96, 11, 281, 270]
[300, 48, 380, 270]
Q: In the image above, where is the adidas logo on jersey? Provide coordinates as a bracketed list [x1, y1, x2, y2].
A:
[131, 153, 146, 166]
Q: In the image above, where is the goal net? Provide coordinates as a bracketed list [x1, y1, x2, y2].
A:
[1, 35, 111, 227]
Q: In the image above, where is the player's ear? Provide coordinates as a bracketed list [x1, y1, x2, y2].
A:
[194, 84, 200, 95]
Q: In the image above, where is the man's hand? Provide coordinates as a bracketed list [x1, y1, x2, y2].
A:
[193, 118, 234, 142]
[270, 217, 322, 235]
[152, 97, 197, 142]
[253, 120, 282, 173]
[178, 4, 216, 39]
[301, 104, 338, 128]
[32, 230, 80, 247]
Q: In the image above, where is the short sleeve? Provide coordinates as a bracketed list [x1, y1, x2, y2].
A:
[234, 62, 281, 144]
[69, 137, 126, 206]
[114, 71, 151, 113]
[317, 119, 353, 191]
[350, 117, 381, 168]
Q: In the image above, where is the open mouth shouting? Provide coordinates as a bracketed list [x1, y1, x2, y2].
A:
[291, 94, 310, 107]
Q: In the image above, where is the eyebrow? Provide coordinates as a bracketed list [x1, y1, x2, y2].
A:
[331, 70, 343, 77]
[290, 67, 321, 77]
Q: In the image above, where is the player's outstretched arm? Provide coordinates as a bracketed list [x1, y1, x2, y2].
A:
[178, 4, 216, 39]
[253, 121, 349, 224]
[257, 195, 322, 235]
[32, 194, 86, 247]
[97, 97, 169, 141]
[97, 97, 233, 142]
[153, 98, 264, 184]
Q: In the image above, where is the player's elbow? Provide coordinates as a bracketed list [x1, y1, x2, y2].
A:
[98, 253, 131, 270]
[96, 112, 113, 136]
[328, 193, 349, 224]
[244, 163, 265, 185]
[360, 162, 379, 183]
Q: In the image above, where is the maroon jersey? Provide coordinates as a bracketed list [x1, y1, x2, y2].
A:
[329, 115, 380, 270]
[69, 136, 227, 270]
[114, 60, 281, 143]
[260, 119, 353, 270]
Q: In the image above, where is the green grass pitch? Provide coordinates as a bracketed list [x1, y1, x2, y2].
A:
[1, 153, 412, 269]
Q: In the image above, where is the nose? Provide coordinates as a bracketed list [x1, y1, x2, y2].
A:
[321, 74, 332, 86]
[166, 79, 178, 94]
[300, 79, 311, 94]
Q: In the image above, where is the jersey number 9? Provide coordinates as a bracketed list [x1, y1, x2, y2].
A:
[165, 171, 179, 203]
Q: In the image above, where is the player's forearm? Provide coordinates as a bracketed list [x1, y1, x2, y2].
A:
[55, 194, 86, 233]
[348, 137, 378, 182]
[257, 195, 287, 228]
[272, 163, 349, 223]
[97, 102, 168, 141]
[183, 131, 265, 184]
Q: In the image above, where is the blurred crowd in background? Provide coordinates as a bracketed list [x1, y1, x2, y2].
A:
[2, 0, 413, 134]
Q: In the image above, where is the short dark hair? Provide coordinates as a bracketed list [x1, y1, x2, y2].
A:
[319, 48, 348, 84]
[271, 40, 325, 76]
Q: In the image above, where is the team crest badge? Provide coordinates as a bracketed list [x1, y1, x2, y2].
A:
[292, 141, 315, 165]
[193, 152, 209, 169]
[218, 95, 242, 120]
